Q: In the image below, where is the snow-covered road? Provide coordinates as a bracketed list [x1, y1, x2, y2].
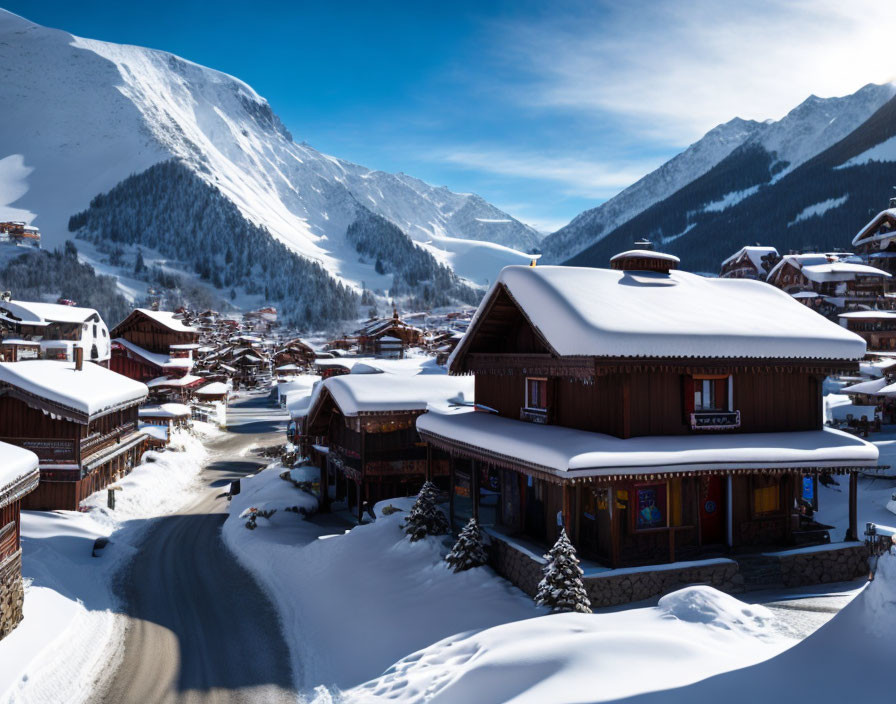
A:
[92, 395, 297, 704]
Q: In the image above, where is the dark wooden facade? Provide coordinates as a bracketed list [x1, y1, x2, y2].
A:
[302, 389, 447, 523]
[111, 310, 199, 354]
[423, 279, 864, 568]
[0, 390, 146, 511]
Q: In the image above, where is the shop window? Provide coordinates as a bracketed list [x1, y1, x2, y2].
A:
[525, 377, 548, 411]
[752, 476, 780, 515]
[633, 482, 667, 530]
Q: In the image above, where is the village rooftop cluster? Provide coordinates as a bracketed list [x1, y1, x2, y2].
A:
[0, 201, 893, 668]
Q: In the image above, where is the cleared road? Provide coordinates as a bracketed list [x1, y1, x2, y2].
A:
[94, 395, 296, 704]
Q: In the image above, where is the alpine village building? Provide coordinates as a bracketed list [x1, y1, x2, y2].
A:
[416, 252, 878, 601]
[0, 300, 111, 365]
[0, 354, 148, 510]
[110, 308, 201, 383]
[296, 371, 472, 522]
[0, 442, 39, 639]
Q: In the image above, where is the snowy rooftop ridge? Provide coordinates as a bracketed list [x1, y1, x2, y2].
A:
[2, 299, 99, 325]
[0, 360, 147, 418]
[313, 372, 474, 417]
[451, 265, 867, 366]
[135, 309, 198, 334]
[720, 246, 779, 270]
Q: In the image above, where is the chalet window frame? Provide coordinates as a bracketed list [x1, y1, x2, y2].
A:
[524, 376, 549, 413]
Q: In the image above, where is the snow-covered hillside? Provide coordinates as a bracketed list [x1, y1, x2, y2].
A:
[0, 10, 539, 294]
[543, 82, 896, 263]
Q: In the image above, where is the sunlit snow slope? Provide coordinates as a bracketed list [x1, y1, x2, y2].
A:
[0, 10, 539, 289]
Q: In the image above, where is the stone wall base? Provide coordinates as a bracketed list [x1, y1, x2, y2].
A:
[774, 544, 869, 588]
[0, 550, 24, 640]
[488, 532, 869, 608]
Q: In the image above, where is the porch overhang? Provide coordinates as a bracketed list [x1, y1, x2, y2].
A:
[416, 410, 881, 484]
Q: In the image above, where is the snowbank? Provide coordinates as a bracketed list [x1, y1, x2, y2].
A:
[0, 426, 209, 703]
[344, 585, 790, 704]
[222, 463, 536, 691]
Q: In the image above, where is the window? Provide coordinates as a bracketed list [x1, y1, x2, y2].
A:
[752, 476, 781, 515]
[693, 376, 728, 411]
[634, 482, 667, 530]
[525, 377, 548, 411]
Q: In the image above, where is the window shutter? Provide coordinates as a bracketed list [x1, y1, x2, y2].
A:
[715, 378, 727, 410]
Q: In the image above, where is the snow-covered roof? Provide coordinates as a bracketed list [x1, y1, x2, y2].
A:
[852, 208, 896, 246]
[801, 262, 891, 283]
[720, 246, 778, 271]
[311, 372, 474, 418]
[135, 309, 198, 333]
[113, 338, 193, 370]
[610, 249, 680, 264]
[452, 265, 866, 364]
[2, 300, 99, 325]
[838, 310, 896, 320]
[0, 440, 39, 496]
[195, 381, 229, 395]
[841, 377, 888, 395]
[417, 410, 878, 477]
[139, 402, 192, 418]
[0, 360, 147, 417]
[146, 374, 203, 388]
[765, 253, 830, 281]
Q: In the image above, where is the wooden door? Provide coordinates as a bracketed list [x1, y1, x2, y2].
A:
[699, 475, 725, 545]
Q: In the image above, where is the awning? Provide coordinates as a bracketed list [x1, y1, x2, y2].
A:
[416, 410, 879, 482]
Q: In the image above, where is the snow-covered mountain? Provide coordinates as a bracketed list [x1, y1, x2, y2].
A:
[542, 82, 896, 263]
[0, 10, 540, 301]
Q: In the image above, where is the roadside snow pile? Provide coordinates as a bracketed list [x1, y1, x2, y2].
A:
[657, 586, 774, 635]
[81, 427, 208, 527]
[0, 426, 210, 703]
[222, 463, 536, 691]
[345, 585, 791, 704]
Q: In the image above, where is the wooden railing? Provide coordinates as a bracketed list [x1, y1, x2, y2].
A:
[80, 421, 137, 459]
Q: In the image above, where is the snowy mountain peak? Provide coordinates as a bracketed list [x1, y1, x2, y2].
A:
[542, 81, 896, 263]
[0, 9, 540, 298]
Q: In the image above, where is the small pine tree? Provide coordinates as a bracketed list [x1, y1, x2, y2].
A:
[134, 250, 146, 274]
[404, 481, 449, 542]
[445, 517, 488, 572]
[535, 529, 592, 614]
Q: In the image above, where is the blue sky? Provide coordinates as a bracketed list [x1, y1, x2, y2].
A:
[6, 0, 896, 232]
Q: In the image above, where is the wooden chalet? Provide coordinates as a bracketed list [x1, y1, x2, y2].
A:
[719, 246, 779, 280]
[273, 338, 316, 370]
[766, 253, 891, 308]
[0, 442, 39, 639]
[0, 355, 148, 511]
[297, 372, 473, 523]
[110, 309, 200, 382]
[111, 308, 200, 355]
[416, 253, 879, 573]
[356, 311, 423, 356]
[838, 311, 896, 352]
[0, 300, 111, 364]
[851, 200, 896, 277]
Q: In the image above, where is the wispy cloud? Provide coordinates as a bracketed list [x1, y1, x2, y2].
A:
[494, 0, 896, 144]
[435, 147, 664, 199]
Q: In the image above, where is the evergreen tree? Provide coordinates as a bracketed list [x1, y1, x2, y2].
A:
[404, 481, 449, 542]
[134, 249, 146, 274]
[445, 517, 488, 572]
[535, 530, 592, 614]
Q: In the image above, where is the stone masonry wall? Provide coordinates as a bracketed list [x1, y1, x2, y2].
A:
[488, 531, 869, 608]
[775, 544, 869, 588]
[0, 550, 24, 639]
[585, 560, 742, 608]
